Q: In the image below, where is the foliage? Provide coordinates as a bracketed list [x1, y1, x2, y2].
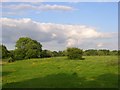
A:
[8, 57, 15, 63]
[109, 50, 118, 56]
[57, 50, 67, 56]
[67, 47, 83, 59]
[52, 51, 59, 57]
[15, 37, 42, 60]
[83, 49, 98, 56]
[0, 45, 2, 59]
[1, 45, 9, 59]
[41, 50, 53, 58]
[14, 49, 25, 60]
[83, 49, 118, 56]
[8, 50, 15, 59]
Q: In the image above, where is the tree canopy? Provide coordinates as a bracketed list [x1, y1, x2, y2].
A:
[1, 45, 9, 59]
[14, 37, 42, 60]
[67, 47, 83, 60]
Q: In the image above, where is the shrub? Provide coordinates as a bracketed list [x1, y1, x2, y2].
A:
[40, 50, 53, 58]
[8, 57, 15, 63]
[67, 47, 83, 60]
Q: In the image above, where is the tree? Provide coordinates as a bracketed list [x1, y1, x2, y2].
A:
[57, 50, 67, 56]
[8, 50, 15, 62]
[97, 49, 110, 56]
[41, 50, 53, 58]
[67, 47, 83, 60]
[14, 49, 25, 60]
[83, 49, 98, 56]
[15, 37, 42, 60]
[118, 50, 120, 56]
[1, 45, 9, 59]
[0, 45, 2, 59]
[58, 51, 63, 56]
[52, 51, 59, 57]
[110, 50, 118, 56]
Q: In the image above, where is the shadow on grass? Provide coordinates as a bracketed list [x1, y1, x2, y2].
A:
[2, 73, 118, 88]
[66, 58, 85, 61]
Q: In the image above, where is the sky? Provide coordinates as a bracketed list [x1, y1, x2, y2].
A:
[1, 2, 118, 51]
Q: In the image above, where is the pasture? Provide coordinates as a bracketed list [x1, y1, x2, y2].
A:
[2, 56, 118, 88]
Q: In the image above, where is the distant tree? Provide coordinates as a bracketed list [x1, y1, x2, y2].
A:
[41, 50, 53, 58]
[118, 50, 120, 56]
[0, 45, 2, 59]
[8, 50, 15, 62]
[110, 50, 118, 56]
[15, 37, 42, 60]
[9, 50, 15, 59]
[83, 49, 98, 56]
[57, 50, 67, 56]
[83, 49, 111, 56]
[62, 50, 67, 56]
[52, 51, 59, 57]
[1, 45, 9, 59]
[58, 51, 63, 56]
[67, 47, 83, 59]
[97, 49, 110, 56]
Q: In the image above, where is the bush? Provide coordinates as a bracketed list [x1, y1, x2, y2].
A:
[67, 47, 83, 60]
[40, 50, 53, 58]
[8, 57, 15, 63]
[1, 45, 9, 59]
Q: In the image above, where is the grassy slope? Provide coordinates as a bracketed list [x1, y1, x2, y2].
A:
[2, 56, 118, 88]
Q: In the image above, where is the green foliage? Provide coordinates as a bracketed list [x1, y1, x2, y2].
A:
[8, 50, 15, 59]
[0, 45, 2, 59]
[1, 45, 9, 59]
[8, 57, 15, 63]
[67, 47, 83, 59]
[83, 49, 118, 56]
[52, 51, 59, 57]
[41, 50, 53, 58]
[14, 49, 25, 60]
[118, 50, 120, 56]
[25, 49, 38, 59]
[15, 37, 42, 60]
[97, 49, 110, 56]
[109, 50, 118, 56]
[58, 50, 67, 56]
[83, 49, 98, 56]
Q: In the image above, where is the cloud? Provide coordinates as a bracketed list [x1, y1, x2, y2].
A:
[3, 4, 74, 11]
[1, 18, 117, 50]
[96, 43, 104, 47]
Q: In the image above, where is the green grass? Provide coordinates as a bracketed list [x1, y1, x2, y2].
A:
[2, 56, 118, 88]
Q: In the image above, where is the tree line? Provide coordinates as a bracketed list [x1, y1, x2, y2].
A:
[0, 37, 119, 62]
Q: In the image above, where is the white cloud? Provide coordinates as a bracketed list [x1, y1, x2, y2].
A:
[39, 4, 74, 11]
[1, 18, 117, 50]
[96, 43, 104, 47]
[3, 4, 74, 11]
[66, 39, 76, 47]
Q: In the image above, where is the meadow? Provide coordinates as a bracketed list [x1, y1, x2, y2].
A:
[2, 56, 118, 88]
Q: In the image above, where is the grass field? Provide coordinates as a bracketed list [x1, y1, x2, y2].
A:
[2, 56, 118, 88]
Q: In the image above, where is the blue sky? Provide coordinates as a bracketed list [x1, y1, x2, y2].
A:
[3, 2, 118, 32]
[1, 2, 118, 50]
